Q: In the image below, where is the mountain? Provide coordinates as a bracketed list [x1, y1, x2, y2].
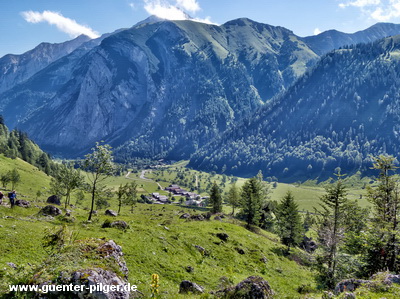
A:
[303, 22, 400, 55]
[0, 35, 91, 95]
[0, 18, 319, 158]
[1, 18, 400, 162]
[189, 35, 400, 181]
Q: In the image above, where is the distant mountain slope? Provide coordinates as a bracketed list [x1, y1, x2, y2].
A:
[0, 18, 319, 158]
[189, 35, 400, 181]
[0, 35, 91, 95]
[303, 22, 400, 55]
[1, 18, 400, 162]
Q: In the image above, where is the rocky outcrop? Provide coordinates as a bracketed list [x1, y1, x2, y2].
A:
[216, 276, 274, 298]
[12, 239, 137, 299]
[39, 205, 62, 216]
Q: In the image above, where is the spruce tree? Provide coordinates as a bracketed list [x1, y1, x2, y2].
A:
[226, 183, 239, 215]
[275, 191, 303, 251]
[316, 175, 348, 289]
[209, 182, 222, 213]
[240, 177, 264, 227]
[363, 155, 400, 274]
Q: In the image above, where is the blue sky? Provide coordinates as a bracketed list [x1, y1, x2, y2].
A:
[1, 0, 400, 57]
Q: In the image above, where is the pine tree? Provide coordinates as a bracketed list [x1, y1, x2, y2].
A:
[315, 175, 348, 289]
[363, 155, 400, 274]
[226, 183, 239, 215]
[209, 182, 222, 213]
[275, 191, 303, 252]
[240, 177, 264, 227]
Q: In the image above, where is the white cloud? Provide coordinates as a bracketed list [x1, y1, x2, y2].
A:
[314, 28, 322, 35]
[144, 0, 190, 20]
[339, 0, 400, 21]
[129, 3, 136, 9]
[176, 0, 200, 13]
[143, 0, 215, 24]
[339, 0, 380, 8]
[370, 0, 400, 21]
[21, 10, 99, 39]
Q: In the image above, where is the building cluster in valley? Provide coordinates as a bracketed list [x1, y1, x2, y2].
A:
[148, 184, 208, 207]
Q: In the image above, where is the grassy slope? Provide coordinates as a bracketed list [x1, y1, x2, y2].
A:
[0, 154, 51, 200]
[1, 156, 392, 298]
[0, 203, 318, 298]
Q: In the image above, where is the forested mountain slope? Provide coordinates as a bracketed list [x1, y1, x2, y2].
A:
[189, 35, 400, 181]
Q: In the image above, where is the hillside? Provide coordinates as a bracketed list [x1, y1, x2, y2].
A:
[189, 35, 400, 181]
[0, 203, 319, 298]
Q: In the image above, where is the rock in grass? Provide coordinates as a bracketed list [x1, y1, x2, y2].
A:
[190, 214, 205, 221]
[39, 205, 62, 216]
[179, 280, 204, 294]
[105, 209, 118, 217]
[335, 278, 370, 293]
[15, 200, 30, 208]
[46, 195, 61, 206]
[217, 276, 274, 298]
[7, 262, 17, 269]
[216, 233, 229, 242]
[180, 213, 191, 219]
[102, 220, 130, 230]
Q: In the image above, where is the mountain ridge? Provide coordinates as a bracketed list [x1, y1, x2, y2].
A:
[1, 18, 400, 171]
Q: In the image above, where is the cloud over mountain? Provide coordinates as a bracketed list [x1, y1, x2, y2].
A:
[21, 10, 100, 39]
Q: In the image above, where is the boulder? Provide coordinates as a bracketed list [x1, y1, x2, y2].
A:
[194, 245, 208, 256]
[179, 280, 204, 294]
[39, 205, 62, 216]
[217, 276, 274, 298]
[383, 273, 400, 285]
[216, 233, 229, 242]
[15, 200, 30, 208]
[335, 278, 370, 294]
[190, 214, 205, 221]
[46, 195, 61, 206]
[67, 268, 131, 298]
[103, 220, 130, 230]
[214, 216, 222, 221]
[105, 209, 118, 217]
[180, 213, 191, 219]
[235, 247, 245, 255]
